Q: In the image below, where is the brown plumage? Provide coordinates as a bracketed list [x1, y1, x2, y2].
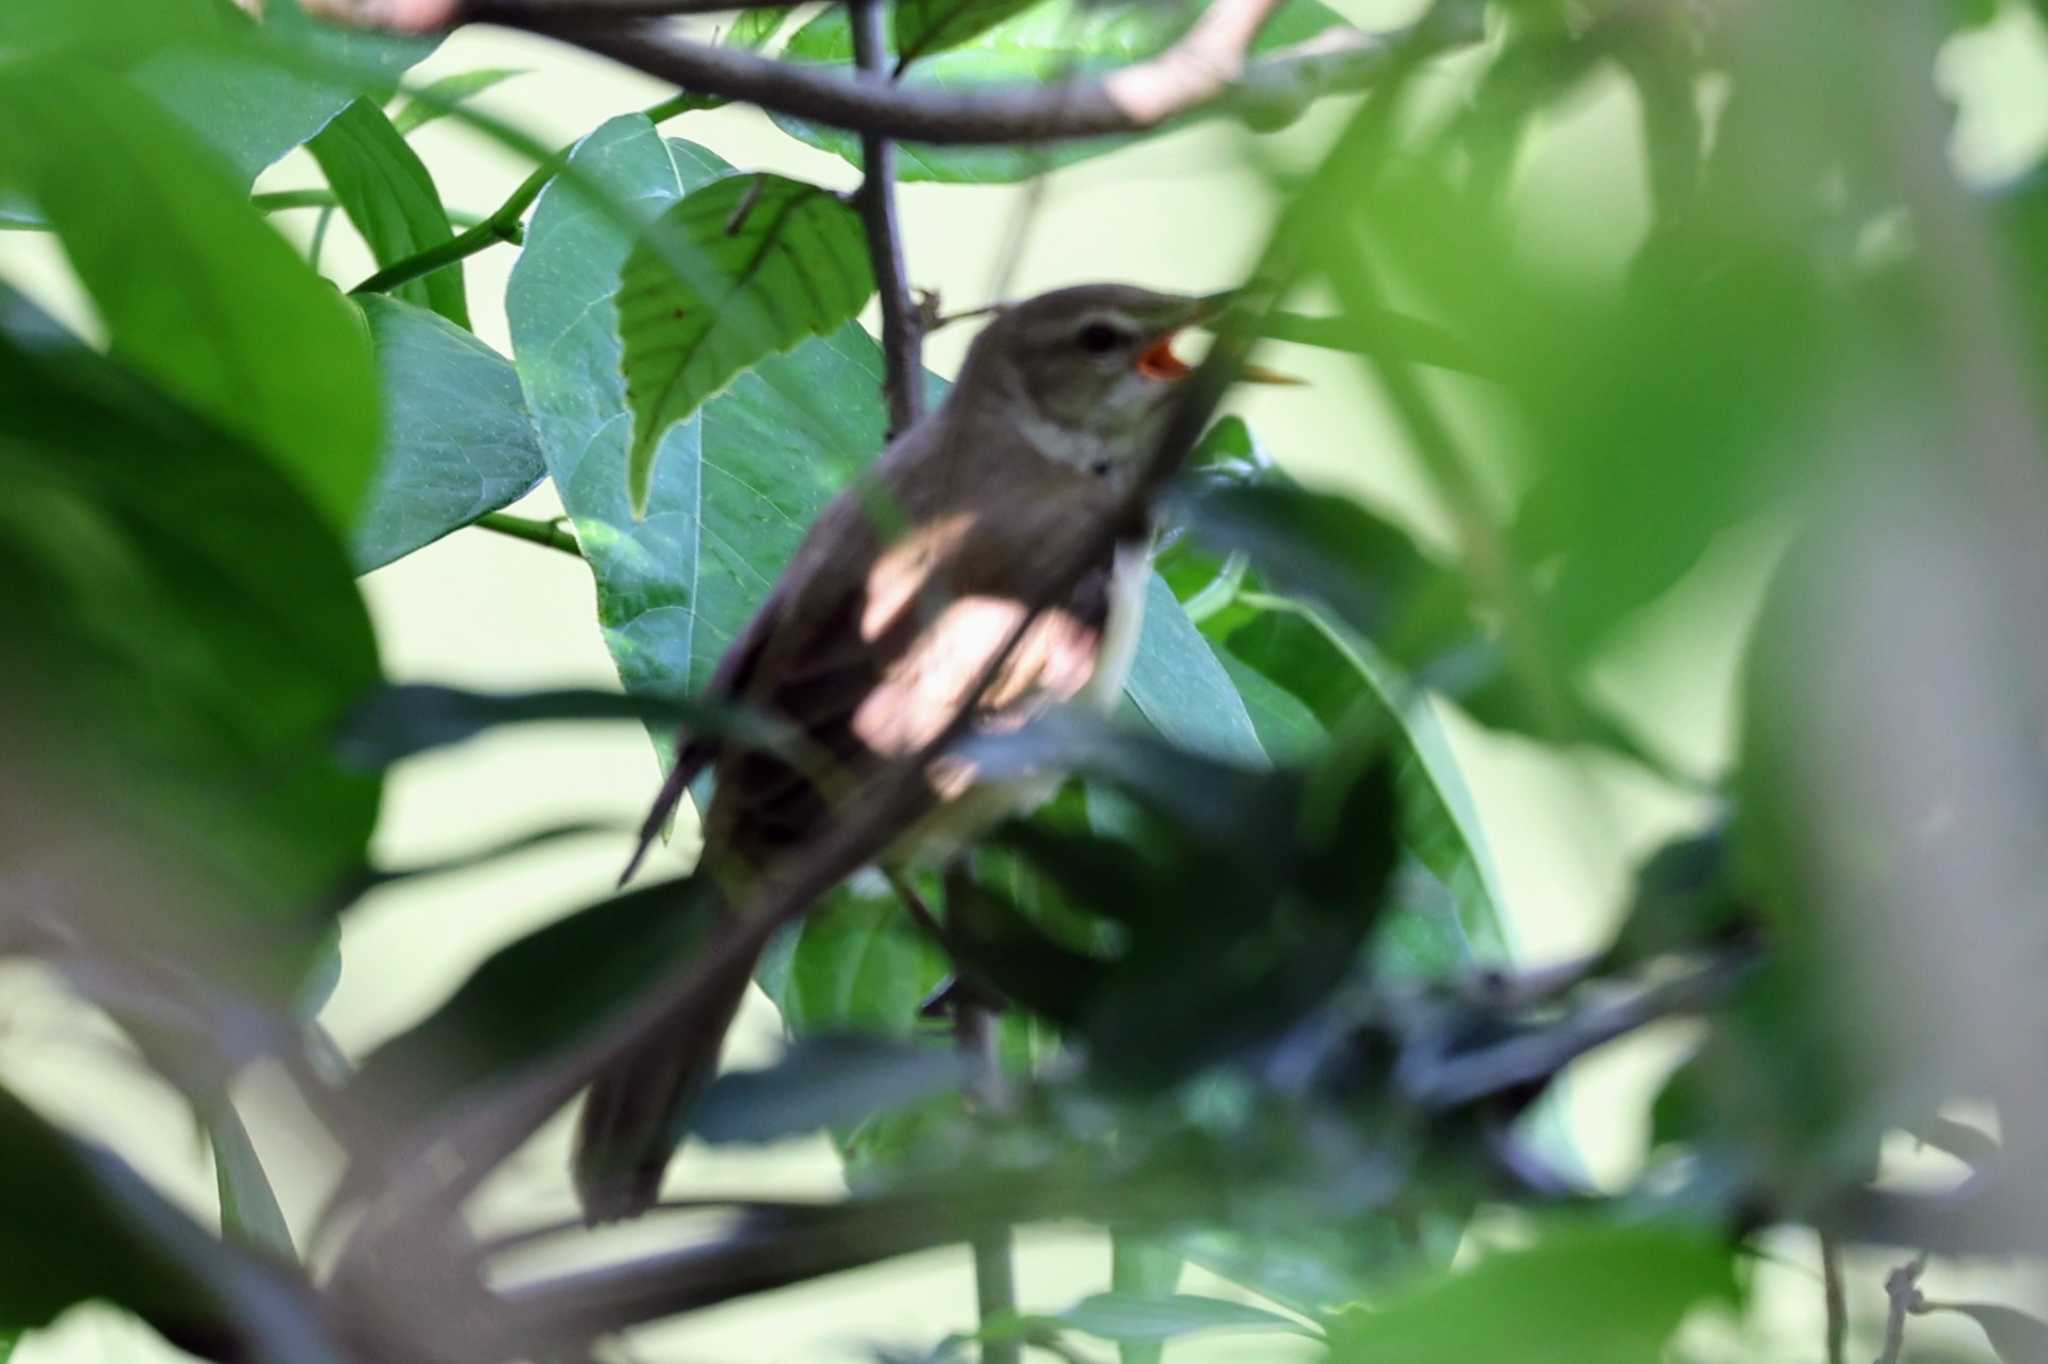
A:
[574, 284, 1212, 1221]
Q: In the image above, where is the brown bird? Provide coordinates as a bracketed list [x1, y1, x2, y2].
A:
[574, 283, 1280, 1221]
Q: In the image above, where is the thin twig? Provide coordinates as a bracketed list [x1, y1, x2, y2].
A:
[1822, 1233, 1847, 1364]
[509, 12, 1416, 146]
[1874, 1253, 1927, 1364]
[351, 90, 704, 298]
[1257, 308, 1490, 376]
[852, 0, 923, 436]
[473, 512, 583, 557]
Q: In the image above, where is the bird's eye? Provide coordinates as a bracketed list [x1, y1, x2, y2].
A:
[1075, 322, 1127, 354]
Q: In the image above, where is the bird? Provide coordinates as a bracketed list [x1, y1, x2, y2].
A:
[573, 282, 1287, 1222]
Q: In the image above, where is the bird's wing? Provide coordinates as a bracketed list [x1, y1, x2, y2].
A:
[705, 483, 1121, 871]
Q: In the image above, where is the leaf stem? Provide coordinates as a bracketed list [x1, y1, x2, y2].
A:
[350, 91, 706, 298]
[474, 512, 583, 557]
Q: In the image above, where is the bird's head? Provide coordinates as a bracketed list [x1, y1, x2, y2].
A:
[951, 283, 1287, 488]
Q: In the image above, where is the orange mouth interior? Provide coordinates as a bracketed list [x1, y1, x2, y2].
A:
[1137, 333, 1194, 381]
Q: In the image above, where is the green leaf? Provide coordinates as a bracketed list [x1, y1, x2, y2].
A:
[725, 7, 794, 49]
[776, 0, 1353, 182]
[1060, 1292, 1314, 1344]
[1109, 1234, 1186, 1364]
[510, 115, 902, 708]
[308, 99, 468, 326]
[131, 12, 438, 188]
[617, 171, 875, 515]
[1921, 1302, 2048, 1364]
[1123, 573, 1268, 766]
[0, 0, 230, 66]
[209, 1102, 295, 1261]
[689, 1036, 969, 1144]
[352, 295, 544, 571]
[335, 684, 794, 768]
[0, 287, 380, 984]
[349, 875, 722, 1125]
[1322, 1221, 1736, 1363]
[0, 1085, 343, 1361]
[388, 65, 524, 136]
[893, 0, 1048, 69]
[0, 61, 381, 530]
[1222, 602, 1512, 967]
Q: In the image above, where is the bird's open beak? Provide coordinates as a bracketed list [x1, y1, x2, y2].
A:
[1136, 327, 1305, 386]
[1136, 291, 1304, 384]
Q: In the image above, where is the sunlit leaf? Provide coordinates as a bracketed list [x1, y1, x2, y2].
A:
[308, 99, 467, 326]
[0, 60, 381, 530]
[132, 8, 438, 187]
[351, 295, 544, 571]
[388, 65, 524, 135]
[617, 172, 874, 515]
[1322, 1221, 1737, 1363]
[892, 0, 1047, 69]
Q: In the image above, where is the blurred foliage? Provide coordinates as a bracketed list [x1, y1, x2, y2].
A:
[3, 0, 2047, 1361]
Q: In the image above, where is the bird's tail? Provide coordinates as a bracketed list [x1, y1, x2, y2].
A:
[570, 906, 758, 1223]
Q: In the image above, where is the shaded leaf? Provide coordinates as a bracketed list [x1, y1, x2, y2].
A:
[1322, 1221, 1736, 1362]
[350, 876, 721, 1123]
[1223, 603, 1511, 966]
[0, 60, 381, 530]
[351, 295, 545, 571]
[335, 684, 794, 768]
[691, 1036, 970, 1144]
[1172, 480, 1469, 653]
[1060, 1292, 1314, 1344]
[308, 98, 467, 326]
[0, 287, 379, 984]
[0, 1085, 343, 1364]
[209, 1102, 295, 1261]
[1110, 1233, 1185, 1364]
[1122, 573, 1267, 766]
[388, 65, 524, 136]
[618, 172, 874, 514]
[1922, 1302, 2048, 1364]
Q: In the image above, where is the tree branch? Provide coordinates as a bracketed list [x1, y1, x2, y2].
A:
[852, 0, 922, 436]
[505, 11, 1424, 145]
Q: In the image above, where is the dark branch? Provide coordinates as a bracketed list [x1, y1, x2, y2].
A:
[508, 9, 1419, 145]
[852, 0, 923, 436]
